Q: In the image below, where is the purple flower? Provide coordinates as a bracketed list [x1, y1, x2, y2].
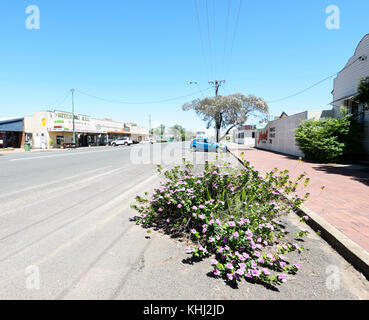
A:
[263, 268, 271, 275]
[185, 247, 192, 254]
[278, 274, 287, 282]
[225, 263, 233, 270]
[226, 274, 234, 281]
[213, 269, 220, 276]
[236, 268, 245, 276]
[254, 251, 261, 257]
[210, 259, 218, 265]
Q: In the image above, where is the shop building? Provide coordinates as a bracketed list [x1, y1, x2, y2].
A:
[0, 117, 25, 149]
[24, 110, 149, 149]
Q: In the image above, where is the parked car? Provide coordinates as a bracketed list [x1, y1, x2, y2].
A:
[190, 138, 227, 152]
[111, 137, 133, 146]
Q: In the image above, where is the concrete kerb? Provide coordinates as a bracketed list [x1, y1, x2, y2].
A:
[227, 148, 369, 281]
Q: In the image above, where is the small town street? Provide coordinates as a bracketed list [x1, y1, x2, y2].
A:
[0, 143, 368, 299]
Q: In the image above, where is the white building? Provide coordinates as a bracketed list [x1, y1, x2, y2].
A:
[255, 110, 333, 157]
[331, 33, 369, 156]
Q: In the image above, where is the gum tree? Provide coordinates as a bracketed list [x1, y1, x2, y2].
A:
[182, 93, 269, 142]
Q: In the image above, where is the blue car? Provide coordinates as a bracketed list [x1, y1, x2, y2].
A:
[190, 138, 227, 152]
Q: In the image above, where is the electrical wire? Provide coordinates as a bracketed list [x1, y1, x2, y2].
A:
[267, 57, 362, 104]
[224, 0, 242, 79]
[75, 87, 212, 105]
[221, 0, 231, 78]
[205, 0, 214, 79]
[194, 0, 210, 79]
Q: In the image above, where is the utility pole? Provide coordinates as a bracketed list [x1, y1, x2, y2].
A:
[71, 89, 76, 146]
[208, 80, 226, 142]
[208, 80, 226, 97]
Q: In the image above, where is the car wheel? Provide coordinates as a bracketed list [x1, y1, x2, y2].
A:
[112, 143, 116, 146]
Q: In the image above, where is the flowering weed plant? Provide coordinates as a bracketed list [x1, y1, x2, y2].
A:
[132, 158, 310, 286]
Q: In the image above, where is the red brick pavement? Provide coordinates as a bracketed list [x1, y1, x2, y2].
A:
[232, 147, 369, 253]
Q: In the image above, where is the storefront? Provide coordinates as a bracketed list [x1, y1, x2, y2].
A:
[0, 118, 25, 149]
[48, 111, 103, 148]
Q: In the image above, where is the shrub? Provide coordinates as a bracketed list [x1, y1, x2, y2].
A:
[295, 116, 364, 163]
[132, 159, 310, 286]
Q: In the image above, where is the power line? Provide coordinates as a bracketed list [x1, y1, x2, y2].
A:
[194, 0, 210, 79]
[267, 56, 363, 104]
[75, 87, 212, 105]
[205, 0, 214, 79]
[224, 0, 242, 79]
[49, 90, 70, 107]
[221, 0, 231, 78]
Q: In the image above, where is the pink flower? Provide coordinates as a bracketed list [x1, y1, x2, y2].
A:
[228, 221, 236, 227]
[198, 214, 205, 220]
[210, 259, 218, 265]
[278, 274, 287, 282]
[199, 205, 205, 209]
[166, 218, 170, 222]
[225, 263, 233, 270]
[226, 274, 233, 281]
[294, 264, 301, 269]
[177, 204, 182, 208]
[263, 268, 271, 275]
[236, 268, 245, 276]
[254, 251, 261, 257]
[213, 269, 220, 276]
[192, 205, 198, 210]
[209, 237, 215, 243]
[158, 208, 163, 212]
[191, 229, 196, 234]
[185, 247, 192, 254]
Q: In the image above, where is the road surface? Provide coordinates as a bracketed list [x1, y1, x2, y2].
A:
[0, 143, 368, 299]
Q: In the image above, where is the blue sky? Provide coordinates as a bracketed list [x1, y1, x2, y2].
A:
[0, 0, 368, 131]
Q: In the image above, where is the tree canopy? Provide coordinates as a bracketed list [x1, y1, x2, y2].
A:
[182, 93, 268, 141]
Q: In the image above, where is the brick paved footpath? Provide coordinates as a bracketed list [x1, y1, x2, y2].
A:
[230, 146, 369, 253]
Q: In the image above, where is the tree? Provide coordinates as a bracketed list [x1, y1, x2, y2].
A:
[169, 124, 186, 141]
[150, 124, 166, 137]
[182, 94, 268, 142]
[354, 77, 369, 108]
[295, 116, 364, 163]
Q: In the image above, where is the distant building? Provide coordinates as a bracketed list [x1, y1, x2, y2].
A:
[24, 110, 149, 149]
[233, 123, 266, 146]
[0, 117, 25, 149]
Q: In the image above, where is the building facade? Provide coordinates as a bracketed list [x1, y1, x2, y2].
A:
[0, 118, 25, 149]
[331, 33, 369, 157]
[255, 110, 333, 157]
[24, 110, 149, 149]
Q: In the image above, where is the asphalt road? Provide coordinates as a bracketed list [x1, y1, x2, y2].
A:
[0, 143, 368, 299]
